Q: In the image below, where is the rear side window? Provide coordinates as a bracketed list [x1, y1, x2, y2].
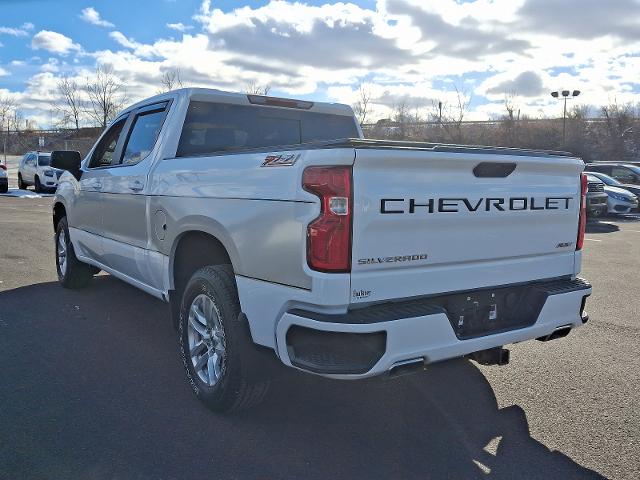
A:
[121, 108, 166, 165]
[176, 101, 358, 157]
[38, 156, 51, 166]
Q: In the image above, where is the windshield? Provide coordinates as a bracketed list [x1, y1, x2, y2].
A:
[38, 155, 51, 166]
[626, 165, 640, 175]
[587, 172, 621, 186]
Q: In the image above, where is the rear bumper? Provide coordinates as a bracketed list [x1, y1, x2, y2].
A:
[275, 278, 591, 379]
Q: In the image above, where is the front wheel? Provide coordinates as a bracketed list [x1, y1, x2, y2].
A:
[178, 265, 270, 412]
[18, 174, 26, 190]
[34, 176, 42, 193]
[55, 217, 95, 289]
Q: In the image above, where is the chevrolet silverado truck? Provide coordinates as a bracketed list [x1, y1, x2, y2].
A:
[51, 88, 592, 412]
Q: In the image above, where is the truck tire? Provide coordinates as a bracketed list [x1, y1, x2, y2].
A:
[34, 176, 42, 193]
[55, 217, 95, 289]
[178, 265, 270, 412]
[18, 174, 26, 190]
[0, 183, 7, 194]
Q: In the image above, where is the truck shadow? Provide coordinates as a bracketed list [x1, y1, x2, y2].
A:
[0, 277, 606, 480]
[586, 219, 619, 234]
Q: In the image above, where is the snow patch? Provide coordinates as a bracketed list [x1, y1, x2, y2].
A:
[0, 189, 54, 198]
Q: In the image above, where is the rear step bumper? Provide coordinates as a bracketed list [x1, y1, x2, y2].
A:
[275, 278, 591, 379]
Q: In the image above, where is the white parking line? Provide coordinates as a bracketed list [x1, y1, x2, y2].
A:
[584, 238, 602, 242]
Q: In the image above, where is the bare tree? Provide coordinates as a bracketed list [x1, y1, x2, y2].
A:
[55, 75, 83, 130]
[501, 91, 519, 146]
[391, 97, 411, 139]
[244, 81, 271, 96]
[449, 86, 471, 142]
[158, 68, 184, 94]
[600, 100, 636, 160]
[0, 94, 16, 130]
[352, 83, 372, 125]
[439, 85, 472, 143]
[503, 91, 519, 121]
[85, 66, 127, 128]
[9, 110, 23, 131]
[0, 94, 17, 162]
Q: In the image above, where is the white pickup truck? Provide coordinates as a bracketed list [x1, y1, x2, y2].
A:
[51, 88, 591, 412]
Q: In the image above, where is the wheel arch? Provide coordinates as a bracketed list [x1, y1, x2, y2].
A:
[168, 229, 240, 330]
[169, 229, 237, 294]
[53, 201, 67, 233]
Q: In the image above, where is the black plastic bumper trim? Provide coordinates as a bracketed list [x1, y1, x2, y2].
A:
[289, 277, 591, 327]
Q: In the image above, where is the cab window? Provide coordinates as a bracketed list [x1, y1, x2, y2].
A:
[121, 106, 167, 165]
[89, 117, 127, 168]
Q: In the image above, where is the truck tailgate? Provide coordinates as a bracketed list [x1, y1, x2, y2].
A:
[350, 149, 584, 304]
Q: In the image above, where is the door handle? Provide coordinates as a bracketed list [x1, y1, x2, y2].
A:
[93, 181, 103, 190]
[129, 180, 144, 192]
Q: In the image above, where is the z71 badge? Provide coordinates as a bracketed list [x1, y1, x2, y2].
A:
[261, 153, 300, 167]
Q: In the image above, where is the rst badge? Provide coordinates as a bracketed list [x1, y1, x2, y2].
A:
[261, 153, 300, 167]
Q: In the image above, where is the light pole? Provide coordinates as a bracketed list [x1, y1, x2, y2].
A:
[551, 89, 580, 146]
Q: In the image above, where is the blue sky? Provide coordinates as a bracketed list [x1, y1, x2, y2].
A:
[1, 0, 639, 127]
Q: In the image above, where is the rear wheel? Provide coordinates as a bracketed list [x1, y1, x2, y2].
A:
[55, 217, 95, 289]
[34, 176, 42, 193]
[0, 182, 7, 194]
[18, 174, 26, 190]
[178, 265, 270, 412]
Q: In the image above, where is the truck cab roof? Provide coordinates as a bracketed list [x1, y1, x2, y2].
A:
[122, 88, 355, 118]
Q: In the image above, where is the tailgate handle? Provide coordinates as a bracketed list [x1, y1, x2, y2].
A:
[473, 162, 516, 178]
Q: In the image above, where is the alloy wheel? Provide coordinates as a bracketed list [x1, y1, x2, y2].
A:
[187, 294, 226, 386]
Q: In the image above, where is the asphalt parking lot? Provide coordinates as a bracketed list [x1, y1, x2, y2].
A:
[1, 193, 639, 479]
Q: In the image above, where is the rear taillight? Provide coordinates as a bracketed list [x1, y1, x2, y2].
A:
[0, 164, 6, 170]
[576, 173, 588, 250]
[303, 166, 352, 272]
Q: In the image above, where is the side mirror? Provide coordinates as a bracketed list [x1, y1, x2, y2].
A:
[50, 151, 82, 180]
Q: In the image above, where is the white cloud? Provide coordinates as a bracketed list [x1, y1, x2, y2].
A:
[31, 30, 81, 55]
[79, 7, 114, 28]
[0, 25, 30, 37]
[108, 31, 157, 58]
[3, 0, 640, 124]
[109, 31, 138, 49]
[0, 66, 8, 76]
[167, 22, 193, 32]
[40, 58, 60, 73]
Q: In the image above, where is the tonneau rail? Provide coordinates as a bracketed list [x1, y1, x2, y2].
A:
[172, 137, 577, 159]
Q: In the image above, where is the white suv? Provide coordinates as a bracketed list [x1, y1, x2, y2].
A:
[18, 151, 62, 192]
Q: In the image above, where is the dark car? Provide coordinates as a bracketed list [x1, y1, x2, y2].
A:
[0, 163, 8, 193]
[585, 175, 608, 217]
[587, 163, 640, 185]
